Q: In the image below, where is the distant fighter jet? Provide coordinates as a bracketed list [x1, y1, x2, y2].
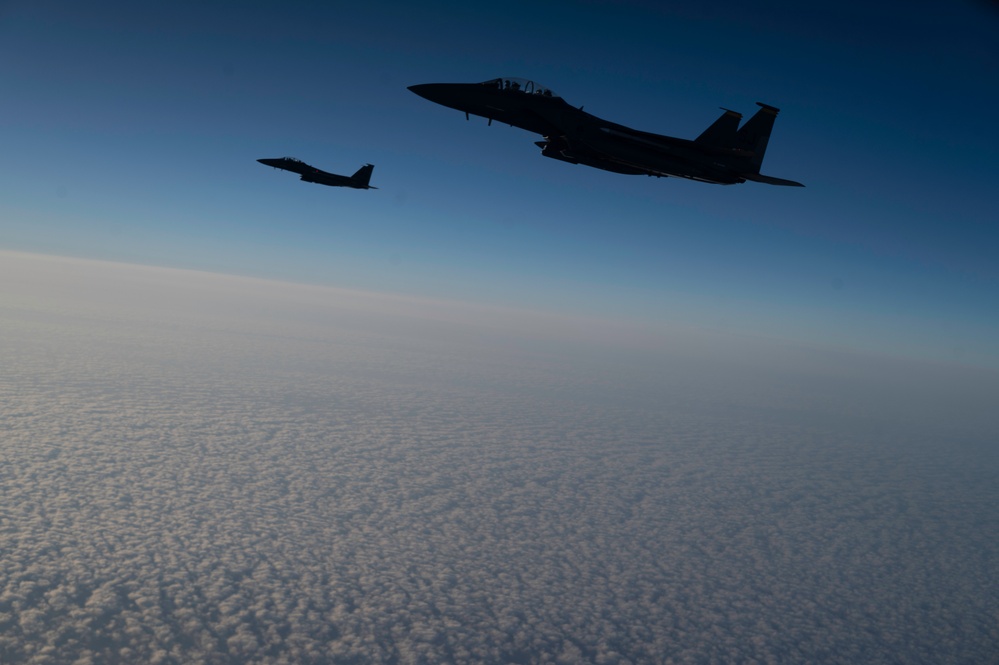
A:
[409, 78, 803, 186]
[257, 157, 377, 189]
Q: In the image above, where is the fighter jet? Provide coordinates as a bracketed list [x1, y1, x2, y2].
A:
[408, 78, 803, 186]
[257, 157, 377, 189]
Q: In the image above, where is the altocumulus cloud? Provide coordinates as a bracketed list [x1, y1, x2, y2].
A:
[1, 251, 997, 664]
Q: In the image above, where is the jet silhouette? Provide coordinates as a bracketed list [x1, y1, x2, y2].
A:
[257, 157, 377, 189]
[409, 78, 802, 186]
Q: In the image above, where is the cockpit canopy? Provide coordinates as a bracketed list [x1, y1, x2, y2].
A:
[282, 157, 304, 163]
[479, 77, 558, 98]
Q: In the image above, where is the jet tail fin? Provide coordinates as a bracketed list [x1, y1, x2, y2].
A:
[732, 103, 802, 185]
[736, 103, 782, 171]
[695, 108, 742, 147]
[351, 164, 376, 188]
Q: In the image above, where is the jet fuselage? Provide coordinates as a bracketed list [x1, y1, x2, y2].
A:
[257, 157, 376, 189]
[408, 78, 802, 186]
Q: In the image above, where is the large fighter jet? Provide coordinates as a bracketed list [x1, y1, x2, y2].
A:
[257, 157, 377, 189]
[409, 78, 803, 186]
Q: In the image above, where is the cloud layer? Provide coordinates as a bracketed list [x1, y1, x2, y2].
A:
[1, 252, 996, 664]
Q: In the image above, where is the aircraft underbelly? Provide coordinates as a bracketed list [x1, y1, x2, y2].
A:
[572, 130, 741, 183]
[473, 96, 742, 183]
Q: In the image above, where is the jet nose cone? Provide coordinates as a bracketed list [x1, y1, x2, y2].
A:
[408, 83, 450, 103]
[257, 158, 280, 167]
[407, 83, 431, 99]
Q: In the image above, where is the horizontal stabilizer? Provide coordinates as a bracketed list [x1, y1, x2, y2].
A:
[742, 172, 804, 187]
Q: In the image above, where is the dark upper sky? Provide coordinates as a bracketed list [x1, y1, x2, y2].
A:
[1, 0, 997, 365]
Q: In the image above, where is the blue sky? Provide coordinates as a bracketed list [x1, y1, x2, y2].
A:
[1, 0, 997, 365]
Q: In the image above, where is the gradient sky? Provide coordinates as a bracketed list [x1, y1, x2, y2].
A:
[1, 0, 997, 365]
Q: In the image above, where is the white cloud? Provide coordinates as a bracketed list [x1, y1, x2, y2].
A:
[0, 251, 996, 663]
